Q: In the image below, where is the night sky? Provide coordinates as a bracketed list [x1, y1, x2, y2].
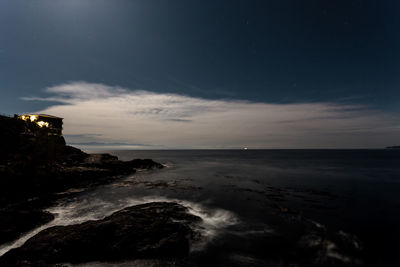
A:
[1, 0, 399, 148]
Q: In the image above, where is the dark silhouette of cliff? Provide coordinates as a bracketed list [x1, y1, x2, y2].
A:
[0, 114, 163, 245]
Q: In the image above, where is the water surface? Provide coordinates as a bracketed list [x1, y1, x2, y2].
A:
[4, 149, 400, 266]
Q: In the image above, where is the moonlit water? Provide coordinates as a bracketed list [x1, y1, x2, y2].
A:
[2, 149, 400, 266]
[106, 149, 400, 266]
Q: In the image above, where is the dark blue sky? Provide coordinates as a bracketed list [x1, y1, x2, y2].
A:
[1, 0, 400, 114]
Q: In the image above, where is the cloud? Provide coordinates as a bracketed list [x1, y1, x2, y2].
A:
[23, 82, 400, 149]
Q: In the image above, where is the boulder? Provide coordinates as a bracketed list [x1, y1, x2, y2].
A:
[0, 202, 201, 266]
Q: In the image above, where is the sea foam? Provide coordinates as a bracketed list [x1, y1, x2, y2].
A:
[0, 195, 238, 257]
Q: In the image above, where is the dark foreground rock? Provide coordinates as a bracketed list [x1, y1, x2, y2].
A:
[0, 202, 54, 245]
[1, 202, 201, 266]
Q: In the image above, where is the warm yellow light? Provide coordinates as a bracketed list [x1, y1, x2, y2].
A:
[30, 115, 37, 122]
[37, 121, 49, 128]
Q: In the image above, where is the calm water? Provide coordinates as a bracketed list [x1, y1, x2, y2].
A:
[3, 149, 400, 266]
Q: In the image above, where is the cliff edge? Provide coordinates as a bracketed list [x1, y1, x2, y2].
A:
[0, 114, 163, 245]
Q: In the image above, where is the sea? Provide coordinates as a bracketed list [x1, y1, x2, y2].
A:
[1, 149, 400, 266]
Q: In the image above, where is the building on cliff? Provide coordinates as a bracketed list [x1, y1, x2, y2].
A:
[16, 114, 63, 135]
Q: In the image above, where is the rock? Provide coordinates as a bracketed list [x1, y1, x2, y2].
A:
[125, 158, 164, 170]
[0, 202, 202, 266]
[0, 204, 54, 245]
[80, 155, 164, 173]
[62, 145, 88, 165]
[83, 153, 118, 165]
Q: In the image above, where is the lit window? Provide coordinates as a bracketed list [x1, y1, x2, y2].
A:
[37, 121, 49, 128]
[30, 115, 37, 122]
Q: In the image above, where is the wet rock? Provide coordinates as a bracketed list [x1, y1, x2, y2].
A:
[0, 204, 54, 245]
[0, 202, 201, 266]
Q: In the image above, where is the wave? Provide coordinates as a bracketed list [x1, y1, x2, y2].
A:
[0, 195, 238, 257]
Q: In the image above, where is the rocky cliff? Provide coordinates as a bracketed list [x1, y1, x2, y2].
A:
[0, 115, 163, 245]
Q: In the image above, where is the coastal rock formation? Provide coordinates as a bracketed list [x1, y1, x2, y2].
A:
[0, 115, 163, 200]
[0, 202, 201, 266]
[0, 115, 164, 245]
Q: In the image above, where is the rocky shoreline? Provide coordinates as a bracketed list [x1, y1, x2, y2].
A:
[0, 115, 164, 248]
[0, 202, 201, 266]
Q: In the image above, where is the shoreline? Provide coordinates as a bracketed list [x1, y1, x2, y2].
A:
[0, 114, 164, 248]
